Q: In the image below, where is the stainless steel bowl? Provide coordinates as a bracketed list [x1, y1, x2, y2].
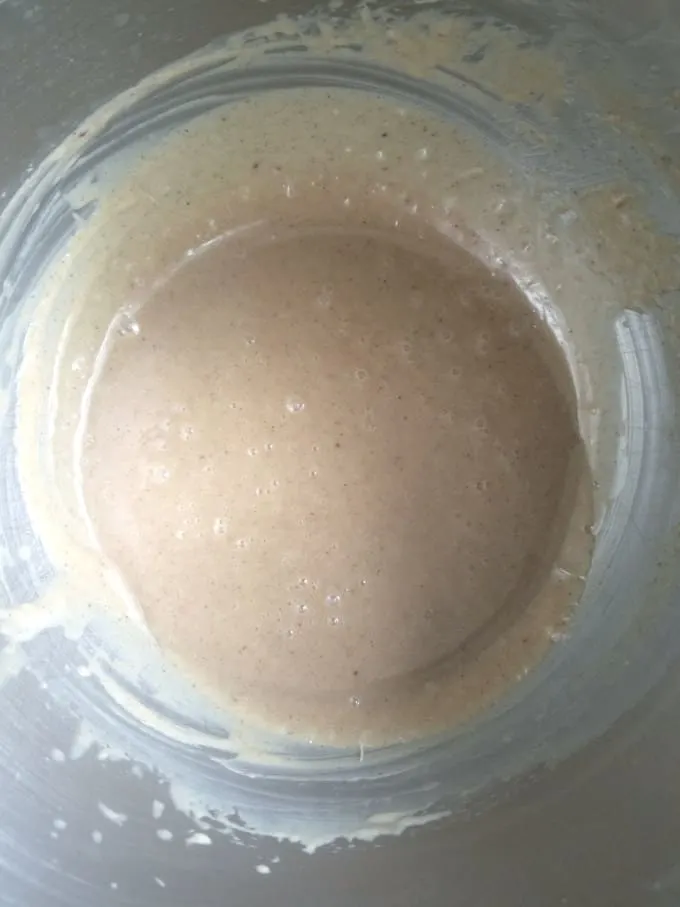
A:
[1, 1, 680, 904]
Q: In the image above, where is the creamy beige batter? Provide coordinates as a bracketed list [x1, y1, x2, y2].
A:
[81, 219, 590, 743]
[17, 86, 596, 747]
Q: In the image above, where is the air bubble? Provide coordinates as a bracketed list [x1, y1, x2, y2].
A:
[326, 593, 341, 606]
[475, 333, 490, 356]
[329, 615, 341, 626]
[149, 464, 170, 484]
[350, 696, 361, 707]
[317, 286, 333, 308]
[286, 398, 305, 414]
[558, 208, 578, 226]
[117, 312, 140, 337]
[213, 517, 228, 536]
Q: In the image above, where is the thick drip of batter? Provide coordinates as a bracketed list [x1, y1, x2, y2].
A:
[81, 221, 590, 744]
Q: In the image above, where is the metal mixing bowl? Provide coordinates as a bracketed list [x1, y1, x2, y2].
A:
[1, 1, 680, 905]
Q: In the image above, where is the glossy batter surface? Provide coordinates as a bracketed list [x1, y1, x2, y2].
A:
[81, 222, 590, 742]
